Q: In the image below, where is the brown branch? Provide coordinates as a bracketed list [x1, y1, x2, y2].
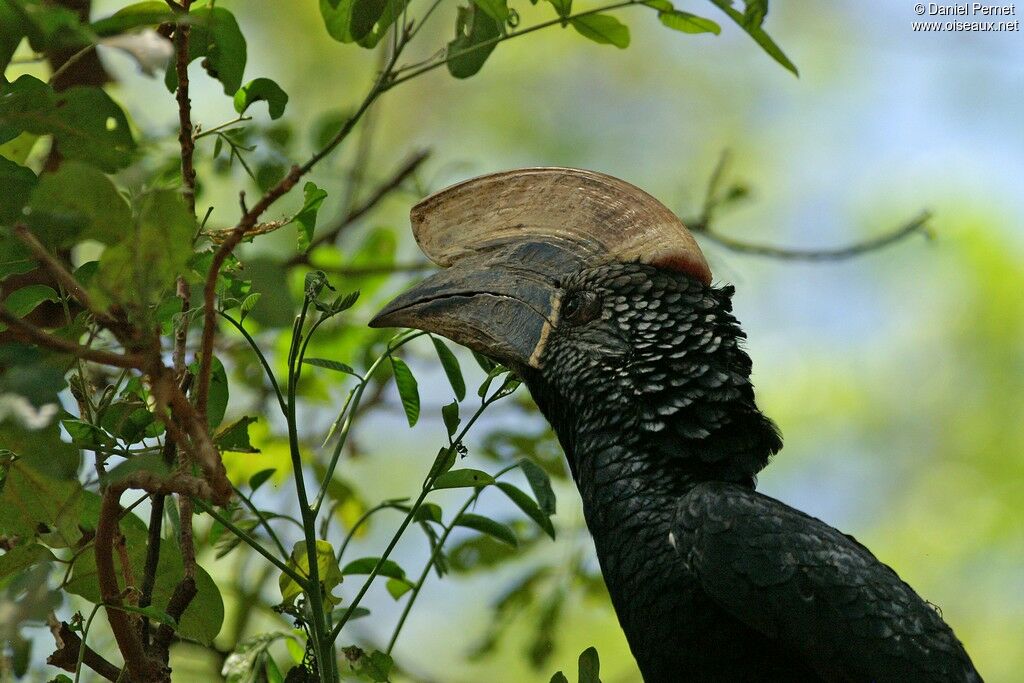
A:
[96, 487, 163, 682]
[173, 0, 197, 215]
[47, 618, 121, 682]
[689, 211, 934, 262]
[287, 150, 430, 267]
[0, 310, 147, 369]
[10, 224, 119, 329]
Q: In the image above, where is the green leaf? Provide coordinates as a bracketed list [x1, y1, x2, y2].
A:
[708, 0, 797, 75]
[432, 468, 494, 489]
[472, 350, 497, 373]
[164, 7, 248, 95]
[472, 0, 510, 23]
[447, 4, 503, 79]
[222, 633, 292, 683]
[90, 2, 177, 37]
[519, 458, 556, 515]
[549, 673, 569, 683]
[248, 468, 276, 492]
[185, 356, 229, 429]
[215, 416, 260, 453]
[391, 356, 420, 427]
[427, 447, 457, 479]
[351, 650, 393, 682]
[341, 556, 407, 580]
[303, 357, 358, 376]
[414, 502, 443, 524]
[386, 577, 413, 599]
[431, 336, 466, 401]
[570, 13, 630, 48]
[0, 157, 36, 223]
[319, 0, 357, 43]
[578, 646, 601, 683]
[233, 78, 289, 119]
[239, 292, 261, 321]
[292, 182, 327, 253]
[498, 482, 555, 539]
[102, 453, 172, 486]
[0, 543, 55, 580]
[546, 0, 572, 18]
[0, 1, 27, 73]
[456, 512, 517, 547]
[66, 519, 224, 644]
[442, 401, 461, 438]
[0, 454, 89, 548]
[658, 10, 721, 34]
[26, 161, 132, 247]
[95, 189, 195, 308]
[351, 0, 388, 40]
[0, 285, 58, 332]
[0, 76, 135, 172]
[279, 540, 343, 606]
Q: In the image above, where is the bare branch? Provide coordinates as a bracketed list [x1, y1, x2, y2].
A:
[0, 310, 147, 369]
[690, 211, 934, 262]
[47, 618, 121, 682]
[173, 0, 197, 215]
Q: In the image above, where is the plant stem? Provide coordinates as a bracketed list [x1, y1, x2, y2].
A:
[217, 310, 288, 415]
[73, 602, 105, 683]
[389, 0, 642, 88]
[232, 486, 289, 559]
[192, 498, 308, 588]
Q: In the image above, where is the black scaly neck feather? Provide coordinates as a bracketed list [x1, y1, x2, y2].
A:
[518, 264, 782, 675]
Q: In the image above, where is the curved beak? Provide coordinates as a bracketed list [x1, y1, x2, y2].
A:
[370, 241, 581, 369]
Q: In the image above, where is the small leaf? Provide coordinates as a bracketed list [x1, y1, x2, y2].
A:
[351, 0, 388, 39]
[413, 502, 444, 524]
[446, 4, 503, 79]
[428, 447, 457, 480]
[545, 0, 572, 18]
[239, 292, 261, 321]
[498, 482, 555, 539]
[570, 13, 630, 48]
[391, 356, 420, 427]
[0, 285, 58, 332]
[386, 577, 413, 599]
[519, 458, 556, 515]
[279, 540, 343, 606]
[303, 358, 358, 376]
[549, 673, 569, 683]
[341, 556, 407, 580]
[455, 513, 517, 547]
[658, 10, 721, 34]
[164, 6, 248, 94]
[102, 454, 172, 487]
[331, 290, 360, 313]
[248, 468, 276, 492]
[472, 350, 497, 373]
[0, 157, 36, 223]
[293, 182, 327, 253]
[442, 401, 461, 438]
[472, 0, 510, 23]
[352, 650, 393, 682]
[578, 646, 601, 683]
[708, 0, 797, 75]
[215, 416, 260, 453]
[432, 468, 494, 490]
[431, 336, 466, 401]
[233, 77, 289, 119]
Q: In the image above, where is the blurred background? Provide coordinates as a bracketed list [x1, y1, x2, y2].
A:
[11, 0, 1024, 680]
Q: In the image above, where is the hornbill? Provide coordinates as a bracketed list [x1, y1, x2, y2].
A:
[370, 168, 980, 682]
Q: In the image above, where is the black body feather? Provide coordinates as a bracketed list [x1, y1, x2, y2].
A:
[518, 264, 979, 682]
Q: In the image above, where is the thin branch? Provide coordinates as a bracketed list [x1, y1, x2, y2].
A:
[11, 224, 118, 328]
[286, 149, 430, 267]
[0, 310, 146, 369]
[690, 211, 934, 261]
[47, 618, 121, 682]
[173, 0, 197, 215]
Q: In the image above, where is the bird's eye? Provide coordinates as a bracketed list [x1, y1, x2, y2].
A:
[560, 290, 599, 325]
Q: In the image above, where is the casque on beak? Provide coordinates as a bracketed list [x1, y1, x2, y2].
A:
[369, 167, 712, 368]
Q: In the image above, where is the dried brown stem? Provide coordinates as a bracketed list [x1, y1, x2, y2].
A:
[47, 619, 121, 682]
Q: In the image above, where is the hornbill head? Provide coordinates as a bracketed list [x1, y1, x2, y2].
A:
[371, 168, 778, 479]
